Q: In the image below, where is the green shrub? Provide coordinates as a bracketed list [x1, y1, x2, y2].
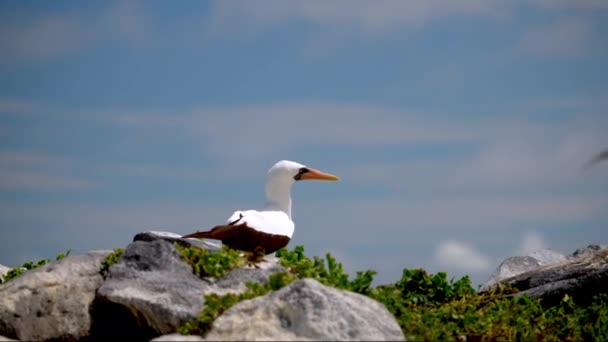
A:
[0, 249, 71, 284]
[174, 243, 246, 278]
[178, 244, 608, 341]
[99, 247, 124, 279]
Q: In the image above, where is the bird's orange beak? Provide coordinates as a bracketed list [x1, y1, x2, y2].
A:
[300, 168, 340, 181]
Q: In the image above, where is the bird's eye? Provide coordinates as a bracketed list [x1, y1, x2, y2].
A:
[294, 167, 309, 180]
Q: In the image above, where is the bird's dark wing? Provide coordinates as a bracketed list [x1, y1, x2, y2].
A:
[181, 223, 290, 254]
[583, 149, 608, 169]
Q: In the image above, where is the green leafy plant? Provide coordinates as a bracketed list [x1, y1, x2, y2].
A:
[0, 249, 71, 284]
[368, 268, 608, 341]
[99, 247, 125, 279]
[276, 245, 377, 294]
[174, 243, 246, 278]
[179, 245, 377, 336]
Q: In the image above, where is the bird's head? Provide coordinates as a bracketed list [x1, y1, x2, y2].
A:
[268, 160, 340, 183]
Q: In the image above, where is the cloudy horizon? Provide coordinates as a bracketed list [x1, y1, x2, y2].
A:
[1, 1, 607, 287]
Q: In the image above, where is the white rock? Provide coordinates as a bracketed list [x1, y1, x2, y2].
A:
[0, 250, 112, 341]
[204, 278, 405, 341]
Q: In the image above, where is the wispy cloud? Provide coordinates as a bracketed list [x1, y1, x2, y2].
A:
[0, 14, 85, 64]
[518, 16, 593, 57]
[107, 103, 495, 164]
[516, 231, 547, 255]
[0, 1, 152, 65]
[433, 240, 491, 273]
[0, 151, 96, 191]
[8, 100, 608, 190]
[204, 0, 500, 39]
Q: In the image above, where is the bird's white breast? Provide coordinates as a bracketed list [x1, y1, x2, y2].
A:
[227, 210, 295, 238]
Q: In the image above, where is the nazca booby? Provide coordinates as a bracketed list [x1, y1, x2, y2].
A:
[182, 160, 339, 255]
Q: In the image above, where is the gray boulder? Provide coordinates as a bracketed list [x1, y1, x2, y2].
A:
[0, 250, 112, 341]
[481, 256, 542, 292]
[480, 245, 608, 306]
[95, 232, 285, 340]
[0, 264, 10, 283]
[570, 244, 605, 259]
[507, 245, 608, 306]
[204, 278, 405, 341]
[480, 248, 566, 292]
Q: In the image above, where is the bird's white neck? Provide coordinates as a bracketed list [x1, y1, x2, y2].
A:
[265, 178, 293, 218]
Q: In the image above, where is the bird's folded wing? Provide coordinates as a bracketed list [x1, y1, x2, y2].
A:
[182, 223, 248, 240]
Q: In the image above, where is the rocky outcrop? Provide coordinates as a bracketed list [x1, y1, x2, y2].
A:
[0, 250, 112, 341]
[4, 229, 602, 342]
[480, 248, 566, 292]
[204, 278, 405, 341]
[481, 245, 608, 306]
[93, 231, 286, 340]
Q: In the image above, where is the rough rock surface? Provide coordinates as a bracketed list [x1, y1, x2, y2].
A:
[508, 246, 608, 306]
[528, 249, 566, 264]
[570, 244, 605, 259]
[480, 249, 567, 292]
[481, 245, 608, 306]
[94, 232, 285, 340]
[0, 264, 10, 283]
[481, 256, 542, 292]
[204, 278, 405, 341]
[0, 250, 112, 341]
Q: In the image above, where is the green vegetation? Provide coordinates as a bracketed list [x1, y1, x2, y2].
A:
[99, 247, 125, 279]
[0, 249, 71, 284]
[174, 243, 246, 278]
[177, 244, 378, 336]
[178, 244, 608, 341]
[367, 269, 608, 341]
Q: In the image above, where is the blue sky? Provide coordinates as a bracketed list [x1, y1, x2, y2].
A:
[1, 0, 607, 287]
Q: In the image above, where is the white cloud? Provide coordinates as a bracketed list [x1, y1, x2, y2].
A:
[518, 16, 593, 57]
[434, 241, 491, 272]
[516, 231, 547, 255]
